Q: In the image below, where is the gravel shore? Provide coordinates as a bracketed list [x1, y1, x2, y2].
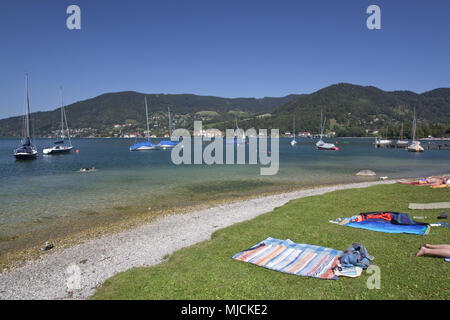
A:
[0, 180, 395, 300]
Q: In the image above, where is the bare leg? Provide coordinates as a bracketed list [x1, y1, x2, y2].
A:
[424, 244, 450, 250]
[416, 247, 450, 258]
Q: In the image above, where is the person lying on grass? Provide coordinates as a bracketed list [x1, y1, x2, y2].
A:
[416, 244, 450, 258]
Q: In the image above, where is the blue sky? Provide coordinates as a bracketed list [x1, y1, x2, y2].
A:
[0, 0, 449, 118]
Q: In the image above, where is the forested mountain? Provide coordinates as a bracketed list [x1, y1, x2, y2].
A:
[1, 83, 449, 138]
[0, 92, 300, 137]
[243, 83, 450, 138]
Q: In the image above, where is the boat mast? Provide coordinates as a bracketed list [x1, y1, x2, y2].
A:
[320, 110, 326, 139]
[168, 107, 172, 137]
[60, 88, 72, 147]
[25, 74, 30, 139]
[144, 97, 150, 142]
[60, 87, 64, 140]
[412, 107, 416, 143]
[293, 114, 296, 138]
[319, 110, 322, 139]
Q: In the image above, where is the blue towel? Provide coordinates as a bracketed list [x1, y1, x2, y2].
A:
[345, 220, 430, 235]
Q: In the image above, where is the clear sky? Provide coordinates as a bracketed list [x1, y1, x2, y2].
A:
[0, 0, 449, 119]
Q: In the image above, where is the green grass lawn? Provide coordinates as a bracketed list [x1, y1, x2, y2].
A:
[92, 184, 450, 300]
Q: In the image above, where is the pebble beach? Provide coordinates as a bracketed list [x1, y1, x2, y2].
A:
[0, 180, 395, 300]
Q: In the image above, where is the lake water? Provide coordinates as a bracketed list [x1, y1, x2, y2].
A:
[0, 137, 449, 250]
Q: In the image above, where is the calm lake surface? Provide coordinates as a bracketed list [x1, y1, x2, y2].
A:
[0, 137, 449, 245]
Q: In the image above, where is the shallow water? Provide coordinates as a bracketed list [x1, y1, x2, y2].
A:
[0, 137, 449, 242]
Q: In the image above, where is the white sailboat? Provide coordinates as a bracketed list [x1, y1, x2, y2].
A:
[14, 74, 38, 160]
[408, 107, 424, 153]
[316, 110, 339, 151]
[395, 123, 409, 147]
[157, 107, 178, 149]
[43, 88, 73, 155]
[375, 126, 392, 147]
[227, 116, 245, 144]
[130, 97, 158, 151]
[290, 114, 297, 146]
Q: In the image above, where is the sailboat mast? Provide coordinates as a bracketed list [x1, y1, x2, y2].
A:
[60, 87, 64, 139]
[412, 107, 416, 142]
[319, 110, 322, 139]
[168, 107, 172, 136]
[145, 97, 150, 142]
[25, 74, 30, 138]
[293, 114, 295, 137]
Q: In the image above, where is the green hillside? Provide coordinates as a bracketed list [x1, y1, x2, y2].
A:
[249, 83, 450, 138]
[0, 92, 300, 137]
[1, 84, 449, 138]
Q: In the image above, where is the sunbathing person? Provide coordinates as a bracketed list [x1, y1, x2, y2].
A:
[416, 244, 450, 258]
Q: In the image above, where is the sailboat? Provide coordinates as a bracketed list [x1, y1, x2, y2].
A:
[290, 114, 297, 146]
[129, 97, 158, 151]
[395, 123, 409, 148]
[375, 126, 392, 147]
[14, 74, 38, 160]
[316, 110, 339, 151]
[407, 107, 424, 153]
[43, 88, 73, 155]
[157, 107, 178, 149]
[226, 116, 245, 144]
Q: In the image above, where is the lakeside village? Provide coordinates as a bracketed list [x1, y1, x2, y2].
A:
[41, 112, 447, 140]
[42, 113, 329, 139]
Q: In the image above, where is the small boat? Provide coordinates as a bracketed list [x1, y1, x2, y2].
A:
[407, 107, 424, 153]
[14, 74, 38, 160]
[375, 138, 392, 146]
[316, 140, 339, 151]
[157, 107, 178, 149]
[43, 88, 73, 155]
[395, 123, 409, 147]
[408, 141, 424, 153]
[316, 111, 339, 151]
[374, 126, 392, 147]
[226, 116, 245, 144]
[290, 114, 297, 146]
[130, 97, 158, 151]
[130, 141, 158, 151]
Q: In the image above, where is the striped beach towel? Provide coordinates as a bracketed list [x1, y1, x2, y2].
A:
[232, 238, 342, 280]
